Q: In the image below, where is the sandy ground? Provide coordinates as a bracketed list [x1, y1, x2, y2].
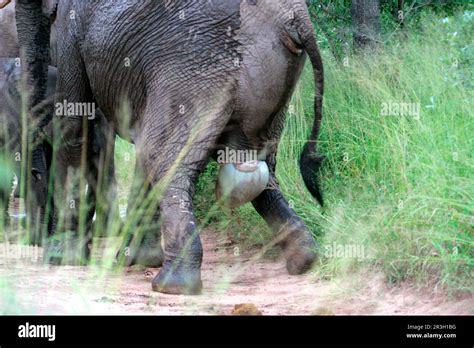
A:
[0, 231, 472, 315]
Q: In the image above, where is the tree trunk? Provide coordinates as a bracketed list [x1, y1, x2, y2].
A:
[351, 0, 381, 49]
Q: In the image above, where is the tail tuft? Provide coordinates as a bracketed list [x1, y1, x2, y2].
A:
[300, 142, 325, 206]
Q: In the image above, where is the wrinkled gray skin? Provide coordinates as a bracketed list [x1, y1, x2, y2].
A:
[0, 0, 57, 65]
[0, 58, 117, 246]
[16, 0, 325, 295]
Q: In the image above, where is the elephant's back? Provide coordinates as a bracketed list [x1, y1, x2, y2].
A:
[55, 0, 242, 136]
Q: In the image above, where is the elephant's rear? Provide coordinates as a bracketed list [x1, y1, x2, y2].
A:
[236, 0, 325, 205]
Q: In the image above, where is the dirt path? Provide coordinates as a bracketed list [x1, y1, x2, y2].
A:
[0, 232, 472, 315]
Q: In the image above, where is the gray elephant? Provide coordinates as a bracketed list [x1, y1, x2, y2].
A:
[0, 57, 117, 247]
[16, 0, 325, 295]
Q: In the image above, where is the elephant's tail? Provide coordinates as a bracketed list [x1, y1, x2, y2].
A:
[295, 6, 325, 206]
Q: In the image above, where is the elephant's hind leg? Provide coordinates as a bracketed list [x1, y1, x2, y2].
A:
[252, 181, 319, 274]
[251, 109, 319, 274]
[138, 93, 235, 295]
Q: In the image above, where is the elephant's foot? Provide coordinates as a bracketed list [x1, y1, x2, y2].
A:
[152, 261, 202, 295]
[282, 227, 318, 275]
[43, 232, 91, 265]
[251, 185, 319, 275]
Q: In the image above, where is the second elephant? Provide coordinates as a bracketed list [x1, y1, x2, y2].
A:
[0, 57, 117, 246]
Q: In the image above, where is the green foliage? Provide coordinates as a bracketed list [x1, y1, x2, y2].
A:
[0, 155, 15, 240]
[307, 0, 471, 61]
[114, 138, 135, 207]
[298, 9, 473, 292]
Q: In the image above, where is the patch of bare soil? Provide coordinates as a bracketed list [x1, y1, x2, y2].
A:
[0, 232, 472, 315]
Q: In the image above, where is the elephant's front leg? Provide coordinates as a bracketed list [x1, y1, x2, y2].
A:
[44, 116, 91, 265]
[43, 50, 95, 264]
[252, 179, 318, 274]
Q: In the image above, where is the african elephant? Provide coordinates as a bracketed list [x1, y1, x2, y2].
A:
[0, 57, 118, 247]
[15, 0, 325, 295]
